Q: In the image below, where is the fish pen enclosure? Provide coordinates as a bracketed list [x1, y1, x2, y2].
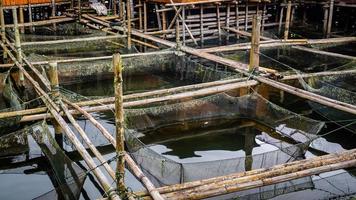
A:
[0, 0, 356, 199]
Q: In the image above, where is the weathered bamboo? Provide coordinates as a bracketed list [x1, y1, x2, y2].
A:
[113, 54, 125, 192]
[143, 1, 147, 32]
[60, 101, 116, 180]
[155, 4, 162, 30]
[48, 62, 62, 135]
[51, 0, 56, 29]
[176, 19, 180, 45]
[12, 8, 24, 85]
[4, 17, 74, 28]
[28, 4, 34, 33]
[326, 0, 334, 38]
[63, 99, 165, 200]
[200, 4, 204, 46]
[0, 1, 6, 61]
[138, 0, 143, 30]
[19, 7, 25, 33]
[225, 3, 230, 41]
[182, 6, 186, 45]
[323, 5, 328, 35]
[127, 0, 132, 49]
[21, 35, 125, 46]
[284, 1, 292, 40]
[249, 12, 261, 72]
[292, 46, 356, 60]
[216, 4, 222, 42]
[78, 0, 82, 21]
[244, 2, 248, 30]
[113, 0, 117, 15]
[278, 6, 284, 34]
[235, 2, 239, 39]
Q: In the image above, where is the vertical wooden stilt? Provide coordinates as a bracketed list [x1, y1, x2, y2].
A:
[155, 4, 162, 30]
[200, 4, 204, 47]
[19, 7, 25, 34]
[78, 0, 81, 21]
[71, 0, 74, 9]
[126, 0, 132, 49]
[51, 0, 56, 29]
[226, 3, 231, 41]
[138, 0, 143, 30]
[182, 6, 186, 45]
[0, 1, 7, 62]
[162, 8, 167, 38]
[249, 12, 261, 72]
[216, 4, 221, 42]
[48, 62, 62, 139]
[113, 53, 125, 193]
[326, 0, 334, 38]
[143, 1, 147, 32]
[235, 2, 239, 39]
[113, 0, 117, 15]
[323, 5, 329, 36]
[28, 4, 34, 33]
[278, 6, 284, 34]
[119, 0, 123, 18]
[244, 2, 248, 31]
[261, 3, 266, 34]
[290, 5, 295, 27]
[176, 19, 180, 47]
[284, 1, 292, 40]
[12, 8, 24, 85]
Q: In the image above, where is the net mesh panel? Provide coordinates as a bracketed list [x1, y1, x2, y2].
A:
[300, 60, 356, 133]
[124, 93, 324, 186]
[31, 122, 86, 200]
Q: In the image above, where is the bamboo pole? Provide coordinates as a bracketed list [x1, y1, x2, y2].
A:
[48, 62, 62, 135]
[63, 99, 165, 200]
[249, 12, 261, 72]
[78, 0, 81, 21]
[278, 6, 284, 34]
[326, 0, 334, 38]
[200, 4, 204, 46]
[226, 3, 231, 41]
[114, 0, 117, 15]
[4, 17, 74, 28]
[182, 6, 186, 45]
[284, 1, 292, 40]
[51, 0, 56, 29]
[0, 1, 6, 62]
[244, 2, 248, 31]
[127, 0, 132, 49]
[19, 7, 24, 33]
[323, 5, 328, 36]
[216, 4, 222, 42]
[138, 0, 143, 30]
[176, 19, 180, 46]
[143, 1, 147, 32]
[155, 4, 162, 30]
[21, 35, 125, 46]
[235, 2, 239, 39]
[12, 8, 24, 85]
[113, 54, 125, 192]
[28, 3, 34, 33]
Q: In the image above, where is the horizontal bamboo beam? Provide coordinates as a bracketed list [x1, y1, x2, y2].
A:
[4, 17, 74, 28]
[21, 35, 126, 46]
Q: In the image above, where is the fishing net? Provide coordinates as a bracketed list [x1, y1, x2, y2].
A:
[123, 92, 325, 186]
[0, 122, 87, 200]
[299, 60, 356, 133]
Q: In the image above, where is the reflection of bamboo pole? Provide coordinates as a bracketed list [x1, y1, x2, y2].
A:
[113, 54, 125, 192]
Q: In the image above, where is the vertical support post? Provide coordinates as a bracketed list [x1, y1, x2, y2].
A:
[244, 2, 248, 31]
[326, 0, 334, 38]
[290, 5, 295, 27]
[226, 3, 231, 41]
[48, 62, 62, 145]
[323, 5, 329, 36]
[78, 0, 82, 21]
[138, 0, 143, 30]
[216, 4, 221, 42]
[19, 7, 25, 34]
[261, 3, 266, 34]
[235, 2, 239, 39]
[12, 8, 24, 85]
[51, 0, 57, 29]
[176, 19, 180, 47]
[143, 1, 147, 32]
[0, 1, 7, 62]
[155, 4, 162, 30]
[182, 6, 186, 45]
[71, 0, 74, 9]
[113, 0, 117, 15]
[278, 6, 284, 34]
[127, 0, 132, 49]
[162, 8, 167, 38]
[28, 4, 34, 33]
[200, 4, 204, 47]
[113, 53, 125, 192]
[249, 12, 261, 72]
[284, 1, 292, 40]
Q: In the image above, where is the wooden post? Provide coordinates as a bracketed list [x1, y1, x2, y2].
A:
[182, 6, 186, 45]
[78, 0, 81, 21]
[19, 7, 24, 34]
[155, 4, 162, 30]
[326, 0, 334, 38]
[261, 3, 266, 34]
[226, 3, 231, 41]
[200, 4, 204, 46]
[138, 0, 143, 30]
[235, 2, 239, 39]
[48, 62, 62, 145]
[162, 8, 167, 38]
[244, 2, 248, 31]
[323, 5, 329, 36]
[28, 4, 34, 33]
[284, 1, 292, 40]
[278, 6, 284, 34]
[71, 0, 74, 9]
[249, 12, 261, 72]
[12, 8, 24, 84]
[0, 1, 7, 62]
[51, 0, 56, 29]
[216, 4, 221, 42]
[127, 0, 132, 49]
[113, 0, 117, 15]
[290, 5, 295, 27]
[176, 19, 180, 46]
[114, 54, 125, 192]
[143, 1, 147, 32]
